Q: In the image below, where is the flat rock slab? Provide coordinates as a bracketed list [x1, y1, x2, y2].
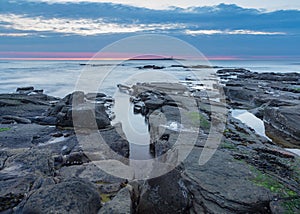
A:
[182, 148, 272, 213]
[58, 162, 126, 184]
[264, 105, 300, 146]
[0, 124, 56, 149]
[0, 93, 56, 118]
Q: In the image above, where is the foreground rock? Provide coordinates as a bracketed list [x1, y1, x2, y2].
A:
[0, 76, 299, 214]
[22, 178, 101, 214]
[99, 185, 133, 214]
[0, 89, 130, 213]
[121, 80, 299, 213]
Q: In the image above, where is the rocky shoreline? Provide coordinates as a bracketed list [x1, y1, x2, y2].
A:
[0, 69, 299, 213]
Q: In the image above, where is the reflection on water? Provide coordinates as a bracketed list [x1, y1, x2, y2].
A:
[231, 109, 272, 141]
[112, 91, 153, 160]
[285, 149, 300, 157]
[231, 109, 300, 156]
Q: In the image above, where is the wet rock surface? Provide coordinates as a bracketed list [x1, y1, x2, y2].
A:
[0, 71, 299, 214]
[217, 69, 300, 148]
[0, 89, 130, 213]
[120, 73, 299, 213]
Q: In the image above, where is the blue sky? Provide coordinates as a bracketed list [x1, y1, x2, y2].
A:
[0, 0, 299, 59]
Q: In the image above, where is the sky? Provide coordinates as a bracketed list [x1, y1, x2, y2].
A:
[0, 0, 299, 59]
[27, 0, 300, 11]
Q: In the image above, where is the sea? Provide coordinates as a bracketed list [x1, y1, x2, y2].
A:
[0, 59, 299, 97]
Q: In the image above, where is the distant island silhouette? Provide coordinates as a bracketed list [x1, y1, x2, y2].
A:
[129, 55, 183, 60]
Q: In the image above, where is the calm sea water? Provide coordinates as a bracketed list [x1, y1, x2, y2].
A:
[0, 60, 299, 97]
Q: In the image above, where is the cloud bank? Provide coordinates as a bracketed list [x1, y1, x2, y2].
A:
[0, 1, 299, 56]
[0, 13, 286, 36]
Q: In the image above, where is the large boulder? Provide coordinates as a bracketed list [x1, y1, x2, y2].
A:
[72, 103, 111, 129]
[56, 103, 111, 129]
[0, 149, 55, 212]
[264, 105, 300, 147]
[137, 169, 191, 214]
[22, 178, 101, 214]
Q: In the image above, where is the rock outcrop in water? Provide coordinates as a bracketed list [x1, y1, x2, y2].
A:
[0, 68, 299, 214]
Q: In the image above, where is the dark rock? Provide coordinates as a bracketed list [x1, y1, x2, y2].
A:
[0, 124, 56, 149]
[36, 135, 78, 156]
[58, 162, 126, 184]
[2, 115, 31, 124]
[117, 84, 131, 90]
[137, 65, 165, 69]
[1, 119, 15, 124]
[0, 94, 53, 117]
[170, 64, 187, 68]
[16, 86, 34, 94]
[85, 92, 107, 100]
[104, 96, 114, 103]
[217, 68, 251, 75]
[98, 186, 132, 214]
[0, 148, 57, 213]
[133, 102, 145, 114]
[137, 169, 191, 214]
[182, 148, 273, 213]
[130, 96, 141, 103]
[0, 174, 37, 212]
[224, 87, 256, 106]
[62, 91, 85, 106]
[100, 123, 130, 158]
[47, 102, 65, 116]
[73, 103, 111, 129]
[62, 151, 90, 166]
[161, 105, 181, 122]
[56, 103, 110, 129]
[22, 178, 101, 214]
[51, 132, 63, 137]
[31, 116, 57, 125]
[253, 72, 300, 82]
[144, 98, 165, 110]
[270, 198, 300, 214]
[5, 149, 55, 176]
[264, 105, 300, 147]
[138, 91, 152, 101]
[33, 89, 44, 94]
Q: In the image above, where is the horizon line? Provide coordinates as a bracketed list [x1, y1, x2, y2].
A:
[0, 56, 299, 61]
[0, 52, 299, 61]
